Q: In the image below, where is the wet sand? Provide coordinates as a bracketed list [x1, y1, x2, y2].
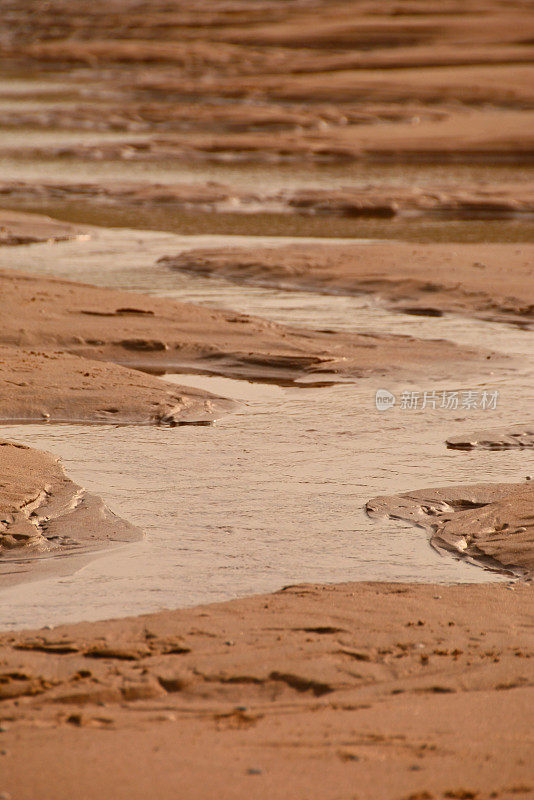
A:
[0, 266, 491, 384]
[0, 345, 237, 425]
[2, 1, 534, 166]
[0, 439, 140, 586]
[367, 480, 534, 578]
[162, 241, 534, 327]
[0, 208, 86, 246]
[2, 178, 534, 222]
[1, 0, 533, 796]
[446, 425, 534, 451]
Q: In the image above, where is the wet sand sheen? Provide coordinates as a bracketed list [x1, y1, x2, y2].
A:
[0, 228, 532, 627]
[2, 320, 530, 629]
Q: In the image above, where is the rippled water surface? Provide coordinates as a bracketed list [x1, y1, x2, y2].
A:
[1, 228, 532, 629]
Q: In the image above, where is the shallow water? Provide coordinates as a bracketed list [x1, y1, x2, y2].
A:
[1, 228, 533, 629]
[3, 112, 534, 242]
[5, 196, 534, 242]
[0, 383, 522, 631]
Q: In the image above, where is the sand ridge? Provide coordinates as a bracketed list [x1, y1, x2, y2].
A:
[0, 267, 493, 386]
[162, 241, 534, 327]
[2, 0, 534, 165]
[0, 439, 141, 585]
[367, 481, 534, 579]
[0, 208, 87, 246]
[3, 180, 534, 221]
[0, 345, 238, 426]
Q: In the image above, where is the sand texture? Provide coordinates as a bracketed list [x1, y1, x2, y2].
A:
[0, 582, 532, 800]
[162, 241, 534, 327]
[0, 345, 237, 425]
[0, 439, 141, 585]
[367, 482, 534, 578]
[0, 268, 491, 385]
[1, 0, 534, 165]
[447, 426, 534, 451]
[0, 209, 87, 246]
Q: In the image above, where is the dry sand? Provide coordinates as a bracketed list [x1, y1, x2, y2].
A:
[0, 581, 532, 800]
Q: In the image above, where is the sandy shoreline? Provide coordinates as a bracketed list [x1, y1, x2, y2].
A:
[0, 440, 141, 587]
[2, 179, 534, 222]
[0, 345, 239, 426]
[0, 208, 87, 246]
[367, 481, 534, 579]
[1, 0, 533, 795]
[0, 206, 532, 800]
[0, 581, 532, 799]
[162, 241, 534, 328]
[0, 266, 493, 386]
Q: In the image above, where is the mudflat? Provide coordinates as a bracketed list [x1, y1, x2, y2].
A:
[0, 208, 86, 246]
[0, 0, 533, 797]
[0, 267, 491, 385]
[0, 439, 141, 586]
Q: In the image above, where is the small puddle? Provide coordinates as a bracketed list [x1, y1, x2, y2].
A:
[162, 373, 287, 403]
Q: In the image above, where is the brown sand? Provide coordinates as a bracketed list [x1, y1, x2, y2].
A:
[0, 439, 141, 585]
[2, 108, 533, 164]
[367, 481, 534, 578]
[162, 241, 534, 327]
[0, 345, 237, 425]
[2, 0, 534, 165]
[447, 426, 534, 451]
[0, 268, 491, 385]
[0, 581, 532, 800]
[0, 209, 86, 247]
[3, 180, 534, 221]
[1, 1, 533, 796]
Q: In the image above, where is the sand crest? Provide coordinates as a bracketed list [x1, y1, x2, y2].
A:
[0, 439, 141, 586]
[367, 481, 534, 578]
[162, 241, 534, 327]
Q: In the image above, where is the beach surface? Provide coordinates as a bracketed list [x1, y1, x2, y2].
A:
[0, 266, 491, 385]
[0, 0, 533, 797]
[0, 439, 141, 586]
[162, 241, 534, 327]
[0, 581, 533, 800]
